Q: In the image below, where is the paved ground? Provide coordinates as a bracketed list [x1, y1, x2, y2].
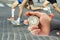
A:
[0, 0, 60, 40]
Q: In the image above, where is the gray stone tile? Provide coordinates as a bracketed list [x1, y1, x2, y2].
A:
[9, 33, 14, 40]
[0, 33, 2, 40]
[20, 32, 26, 40]
[2, 33, 8, 40]
[24, 33, 33, 40]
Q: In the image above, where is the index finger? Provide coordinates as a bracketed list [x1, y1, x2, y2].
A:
[25, 11, 42, 17]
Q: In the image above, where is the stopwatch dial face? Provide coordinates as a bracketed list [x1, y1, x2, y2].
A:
[28, 16, 39, 26]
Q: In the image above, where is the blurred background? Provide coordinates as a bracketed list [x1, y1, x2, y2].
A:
[0, 0, 60, 40]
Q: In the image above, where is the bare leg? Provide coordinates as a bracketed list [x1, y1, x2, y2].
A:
[8, 1, 19, 21]
[52, 3, 60, 13]
[30, 0, 50, 10]
[15, 0, 27, 25]
[43, 0, 50, 7]
[30, 5, 43, 10]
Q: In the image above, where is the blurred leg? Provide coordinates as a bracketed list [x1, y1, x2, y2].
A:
[52, 3, 60, 13]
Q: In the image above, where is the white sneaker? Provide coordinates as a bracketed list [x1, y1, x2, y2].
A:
[7, 18, 12, 21]
[43, 7, 52, 13]
[7, 18, 16, 24]
[13, 19, 20, 25]
[11, 21, 17, 25]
